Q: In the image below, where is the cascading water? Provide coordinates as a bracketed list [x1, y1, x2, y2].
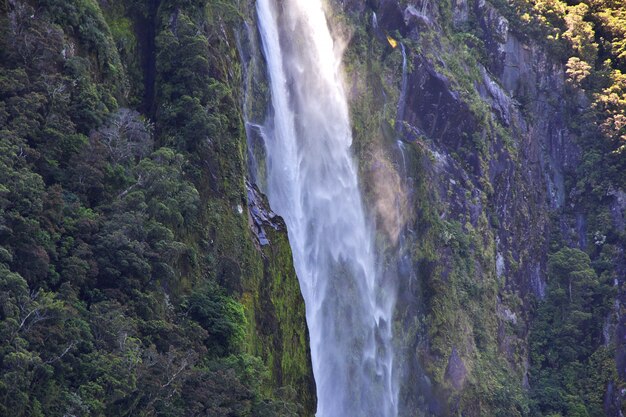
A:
[396, 43, 409, 138]
[256, 0, 398, 416]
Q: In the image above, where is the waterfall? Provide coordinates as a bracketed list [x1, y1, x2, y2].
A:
[256, 0, 398, 416]
[396, 43, 409, 138]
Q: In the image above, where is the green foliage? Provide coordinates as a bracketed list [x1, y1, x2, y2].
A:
[38, 0, 126, 91]
[183, 284, 247, 355]
[594, 69, 626, 155]
[566, 57, 592, 87]
[492, 0, 626, 189]
[529, 248, 616, 416]
[563, 3, 598, 64]
[0, 0, 309, 415]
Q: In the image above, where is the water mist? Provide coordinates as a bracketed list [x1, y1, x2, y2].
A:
[256, 1, 398, 415]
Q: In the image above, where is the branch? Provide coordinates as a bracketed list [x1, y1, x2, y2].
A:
[117, 174, 144, 199]
[44, 341, 76, 364]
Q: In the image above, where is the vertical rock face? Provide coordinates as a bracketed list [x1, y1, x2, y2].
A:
[242, 186, 317, 414]
[322, 0, 623, 415]
[364, 0, 568, 408]
[237, 0, 625, 414]
[149, 1, 318, 413]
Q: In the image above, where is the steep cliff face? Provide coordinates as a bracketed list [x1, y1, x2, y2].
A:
[327, 0, 625, 415]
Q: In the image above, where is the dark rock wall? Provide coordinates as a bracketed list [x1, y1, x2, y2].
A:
[328, 0, 624, 415]
[238, 0, 625, 414]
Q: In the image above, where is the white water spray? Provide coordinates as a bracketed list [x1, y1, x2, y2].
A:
[256, 0, 398, 416]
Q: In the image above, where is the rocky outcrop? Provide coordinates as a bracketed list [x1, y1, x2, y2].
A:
[445, 347, 467, 390]
[246, 180, 280, 246]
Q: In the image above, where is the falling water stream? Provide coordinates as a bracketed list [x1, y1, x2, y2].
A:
[256, 0, 398, 416]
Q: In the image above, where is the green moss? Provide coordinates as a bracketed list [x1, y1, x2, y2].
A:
[141, 1, 316, 413]
[337, 11, 527, 407]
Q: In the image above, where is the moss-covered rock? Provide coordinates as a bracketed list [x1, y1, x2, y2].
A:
[329, 0, 624, 415]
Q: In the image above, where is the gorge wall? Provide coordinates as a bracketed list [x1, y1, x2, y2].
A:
[322, 0, 626, 415]
[1, 0, 625, 416]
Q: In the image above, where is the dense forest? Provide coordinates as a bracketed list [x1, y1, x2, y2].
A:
[0, 0, 625, 416]
[0, 0, 310, 415]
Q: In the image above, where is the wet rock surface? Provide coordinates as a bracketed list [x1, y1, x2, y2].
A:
[265, 0, 626, 414]
[246, 180, 282, 246]
[333, 0, 598, 414]
[445, 347, 467, 390]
